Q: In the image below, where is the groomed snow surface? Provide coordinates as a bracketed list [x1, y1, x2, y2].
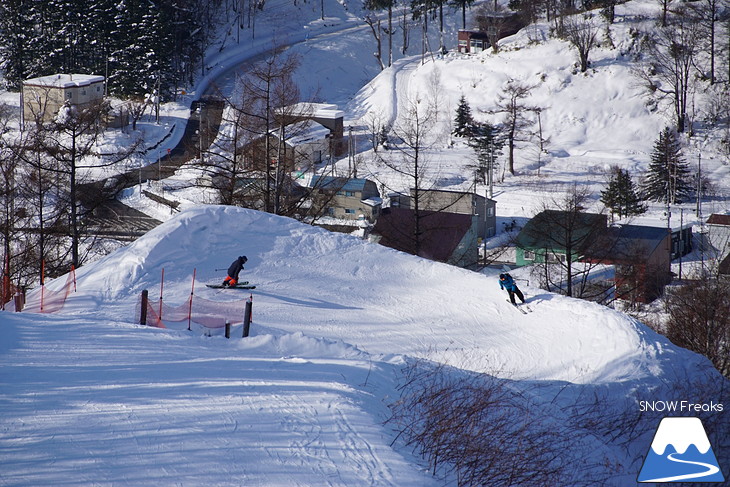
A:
[2, 0, 730, 484]
[1, 206, 724, 486]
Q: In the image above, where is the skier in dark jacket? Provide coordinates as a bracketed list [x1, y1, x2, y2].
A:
[222, 256, 247, 287]
[499, 273, 525, 305]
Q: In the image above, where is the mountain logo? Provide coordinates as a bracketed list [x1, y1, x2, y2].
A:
[638, 417, 725, 483]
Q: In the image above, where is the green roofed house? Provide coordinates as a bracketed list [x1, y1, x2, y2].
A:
[516, 210, 673, 302]
[515, 210, 607, 267]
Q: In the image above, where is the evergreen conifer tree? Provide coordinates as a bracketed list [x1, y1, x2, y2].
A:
[0, 0, 47, 88]
[641, 127, 693, 204]
[468, 122, 503, 185]
[600, 166, 646, 220]
[453, 95, 475, 137]
[0, 0, 204, 97]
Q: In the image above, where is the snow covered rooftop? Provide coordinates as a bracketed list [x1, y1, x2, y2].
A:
[278, 102, 344, 120]
[23, 73, 105, 88]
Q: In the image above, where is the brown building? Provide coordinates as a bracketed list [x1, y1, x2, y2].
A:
[602, 225, 672, 303]
[457, 13, 525, 54]
[457, 30, 490, 54]
[706, 213, 730, 264]
[371, 207, 478, 267]
[392, 189, 497, 240]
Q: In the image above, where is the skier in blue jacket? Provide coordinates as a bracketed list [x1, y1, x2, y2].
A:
[499, 273, 525, 305]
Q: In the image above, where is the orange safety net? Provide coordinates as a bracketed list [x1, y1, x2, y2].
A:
[142, 294, 251, 329]
[22, 272, 77, 313]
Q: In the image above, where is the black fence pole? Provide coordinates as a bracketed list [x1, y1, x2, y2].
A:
[243, 299, 252, 338]
[225, 320, 231, 339]
[139, 290, 148, 325]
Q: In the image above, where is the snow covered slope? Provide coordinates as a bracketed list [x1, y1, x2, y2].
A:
[50, 206, 695, 384]
[2, 206, 724, 486]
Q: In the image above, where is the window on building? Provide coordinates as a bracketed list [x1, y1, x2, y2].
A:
[524, 250, 535, 260]
[345, 209, 355, 214]
[547, 252, 566, 263]
[487, 207, 494, 217]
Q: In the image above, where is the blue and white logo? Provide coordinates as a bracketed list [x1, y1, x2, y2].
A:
[638, 417, 725, 483]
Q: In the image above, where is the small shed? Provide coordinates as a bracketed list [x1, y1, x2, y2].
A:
[22, 73, 105, 123]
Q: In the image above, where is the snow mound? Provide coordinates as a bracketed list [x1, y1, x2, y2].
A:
[46, 205, 708, 385]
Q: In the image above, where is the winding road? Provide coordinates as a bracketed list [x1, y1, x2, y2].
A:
[80, 97, 224, 238]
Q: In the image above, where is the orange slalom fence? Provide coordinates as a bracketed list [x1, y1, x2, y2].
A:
[15, 266, 77, 313]
[137, 269, 254, 336]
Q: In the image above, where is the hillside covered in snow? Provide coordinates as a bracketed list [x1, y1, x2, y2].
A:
[2, 206, 727, 486]
[2, 0, 730, 484]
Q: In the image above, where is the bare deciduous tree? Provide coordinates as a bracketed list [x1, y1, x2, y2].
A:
[522, 186, 609, 298]
[657, 0, 674, 28]
[562, 14, 599, 73]
[236, 49, 302, 214]
[364, 14, 386, 71]
[387, 359, 611, 486]
[370, 94, 439, 257]
[665, 275, 730, 377]
[636, 8, 700, 133]
[125, 96, 151, 131]
[493, 78, 537, 175]
[473, 3, 512, 54]
[692, 0, 720, 84]
[40, 100, 111, 267]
